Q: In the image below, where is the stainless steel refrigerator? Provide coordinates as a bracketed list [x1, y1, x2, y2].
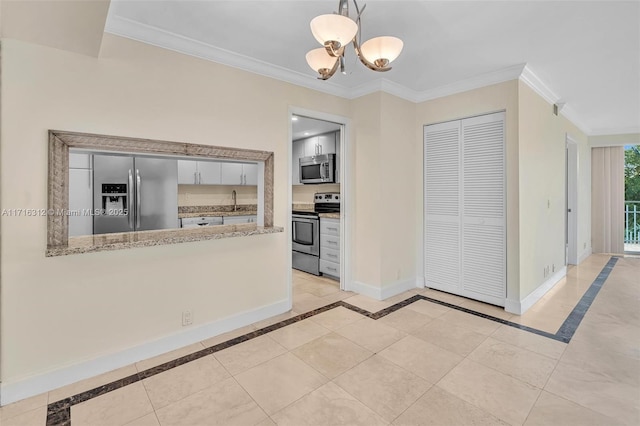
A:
[93, 154, 178, 234]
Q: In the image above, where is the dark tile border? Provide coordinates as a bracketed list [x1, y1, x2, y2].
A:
[45, 257, 617, 425]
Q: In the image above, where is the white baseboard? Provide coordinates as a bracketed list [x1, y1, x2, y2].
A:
[505, 267, 567, 315]
[351, 277, 419, 301]
[0, 299, 290, 406]
[578, 247, 592, 264]
[415, 276, 426, 289]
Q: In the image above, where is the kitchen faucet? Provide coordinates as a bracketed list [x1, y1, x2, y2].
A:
[232, 190, 237, 212]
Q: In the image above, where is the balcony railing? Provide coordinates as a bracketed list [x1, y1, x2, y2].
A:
[625, 201, 640, 244]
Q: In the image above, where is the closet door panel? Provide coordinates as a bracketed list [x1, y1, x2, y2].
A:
[424, 120, 461, 292]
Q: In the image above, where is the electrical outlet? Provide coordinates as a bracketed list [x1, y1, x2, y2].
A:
[182, 310, 193, 326]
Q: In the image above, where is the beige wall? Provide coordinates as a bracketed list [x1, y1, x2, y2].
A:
[415, 81, 521, 302]
[379, 93, 417, 286]
[178, 185, 258, 207]
[589, 133, 640, 147]
[0, 35, 351, 385]
[292, 184, 340, 204]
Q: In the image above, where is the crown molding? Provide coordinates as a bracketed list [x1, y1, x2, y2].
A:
[104, 16, 633, 136]
[588, 126, 640, 136]
[104, 15, 350, 99]
[414, 63, 526, 103]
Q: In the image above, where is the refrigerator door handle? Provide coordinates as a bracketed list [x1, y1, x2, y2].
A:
[128, 169, 134, 230]
[136, 169, 141, 229]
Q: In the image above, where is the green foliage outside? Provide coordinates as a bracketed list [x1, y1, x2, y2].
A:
[625, 145, 640, 243]
[626, 145, 640, 202]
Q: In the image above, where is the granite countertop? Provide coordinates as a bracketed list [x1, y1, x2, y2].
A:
[46, 224, 284, 257]
[319, 213, 340, 219]
[292, 203, 339, 219]
[178, 205, 257, 219]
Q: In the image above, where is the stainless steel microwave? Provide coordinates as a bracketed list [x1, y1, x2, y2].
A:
[299, 154, 336, 184]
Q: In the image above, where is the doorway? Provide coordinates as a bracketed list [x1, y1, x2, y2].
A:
[624, 145, 640, 253]
[566, 136, 578, 265]
[288, 108, 351, 311]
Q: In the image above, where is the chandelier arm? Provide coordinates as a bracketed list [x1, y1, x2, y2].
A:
[318, 56, 340, 80]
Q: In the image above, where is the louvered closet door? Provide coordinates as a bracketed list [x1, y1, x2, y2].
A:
[461, 112, 505, 306]
[424, 120, 461, 294]
[424, 112, 505, 306]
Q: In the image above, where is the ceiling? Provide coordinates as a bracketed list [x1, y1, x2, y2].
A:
[84, 1, 640, 135]
[292, 115, 342, 140]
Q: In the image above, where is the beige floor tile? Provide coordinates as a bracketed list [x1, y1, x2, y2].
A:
[71, 382, 153, 426]
[421, 289, 468, 306]
[404, 299, 451, 318]
[333, 355, 431, 422]
[309, 306, 364, 330]
[268, 318, 330, 350]
[143, 355, 230, 409]
[124, 412, 161, 426]
[135, 342, 205, 372]
[252, 311, 299, 331]
[379, 335, 463, 384]
[292, 332, 372, 379]
[235, 352, 327, 415]
[335, 317, 407, 353]
[459, 299, 514, 320]
[438, 359, 541, 426]
[256, 418, 277, 426]
[544, 360, 640, 424]
[378, 308, 433, 333]
[0, 392, 48, 421]
[294, 292, 333, 314]
[468, 337, 558, 388]
[296, 279, 340, 297]
[491, 325, 567, 360]
[200, 325, 256, 348]
[393, 386, 508, 426]
[1, 406, 47, 426]
[271, 382, 387, 426]
[154, 377, 267, 426]
[319, 289, 355, 304]
[49, 364, 139, 402]
[438, 309, 501, 335]
[524, 391, 623, 426]
[214, 335, 287, 375]
[342, 294, 393, 313]
[509, 305, 569, 335]
[411, 318, 488, 356]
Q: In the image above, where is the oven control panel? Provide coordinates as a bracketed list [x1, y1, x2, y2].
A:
[314, 192, 340, 203]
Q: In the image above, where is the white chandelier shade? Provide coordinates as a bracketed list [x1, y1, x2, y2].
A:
[306, 48, 339, 72]
[310, 14, 358, 48]
[360, 36, 404, 65]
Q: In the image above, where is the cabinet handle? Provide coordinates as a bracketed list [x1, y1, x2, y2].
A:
[199, 172, 202, 184]
[194, 171, 197, 185]
[328, 253, 337, 258]
[327, 227, 338, 231]
[328, 240, 338, 245]
[328, 266, 337, 272]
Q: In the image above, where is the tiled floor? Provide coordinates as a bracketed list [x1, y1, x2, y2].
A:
[1, 254, 638, 425]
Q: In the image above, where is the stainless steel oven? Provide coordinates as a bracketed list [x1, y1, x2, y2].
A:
[299, 154, 335, 184]
[292, 212, 320, 275]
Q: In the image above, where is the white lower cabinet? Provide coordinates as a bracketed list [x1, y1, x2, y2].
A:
[223, 215, 257, 225]
[319, 217, 340, 278]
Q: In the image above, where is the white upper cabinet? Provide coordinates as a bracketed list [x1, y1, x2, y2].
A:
[316, 132, 336, 156]
[292, 141, 305, 185]
[197, 161, 221, 185]
[220, 162, 257, 185]
[178, 160, 198, 184]
[243, 163, 258, 185]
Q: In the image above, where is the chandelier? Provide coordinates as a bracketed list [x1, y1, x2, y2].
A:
[305, 0, 404, 80]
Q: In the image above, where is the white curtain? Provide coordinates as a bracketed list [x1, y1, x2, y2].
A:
[591, 146, 624, 253]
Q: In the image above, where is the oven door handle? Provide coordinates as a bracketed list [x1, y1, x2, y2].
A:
[292, 222, 296, 241]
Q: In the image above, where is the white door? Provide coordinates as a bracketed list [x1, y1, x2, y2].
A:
[566, 138, 578, 264]
[460, 113, 505, 305]
[424, 112, 505, 306]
